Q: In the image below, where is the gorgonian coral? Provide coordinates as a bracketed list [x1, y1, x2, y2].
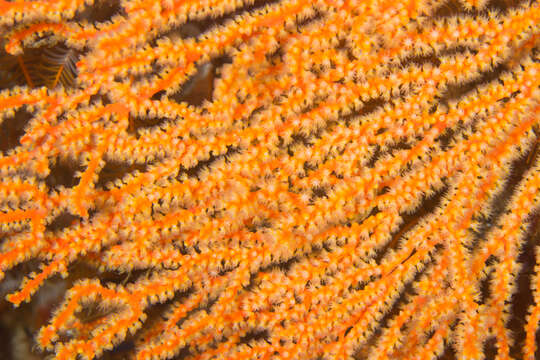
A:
[0, 0, 539, 359]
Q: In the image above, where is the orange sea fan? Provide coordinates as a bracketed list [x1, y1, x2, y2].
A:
[0, 0, 539, 359]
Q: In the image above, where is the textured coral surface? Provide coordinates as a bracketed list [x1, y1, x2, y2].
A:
[0, 0, 539, 359]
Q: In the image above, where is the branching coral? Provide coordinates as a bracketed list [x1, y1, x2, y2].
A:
[0, 0, 539, 359]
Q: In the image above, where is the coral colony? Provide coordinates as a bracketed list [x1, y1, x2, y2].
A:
[0, 0, 539, 359]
